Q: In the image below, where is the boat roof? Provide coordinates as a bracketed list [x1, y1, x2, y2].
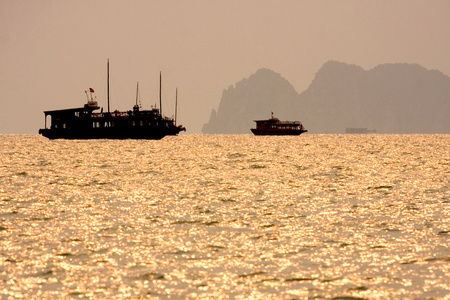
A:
[253, 118, 301, 124]
[43, 106, 100, 115]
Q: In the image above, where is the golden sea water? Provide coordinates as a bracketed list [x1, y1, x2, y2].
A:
[0, 134, 449, 299]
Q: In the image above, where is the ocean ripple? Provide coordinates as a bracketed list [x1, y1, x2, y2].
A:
[0, 134, 449, 299]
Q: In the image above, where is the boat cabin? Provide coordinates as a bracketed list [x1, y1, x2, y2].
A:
[42, 102, 100, 131]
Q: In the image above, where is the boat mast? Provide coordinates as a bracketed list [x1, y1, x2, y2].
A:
[175, 88, 178, 125]
[107, 59, 110, 113]
[136, 82, 139, 106]
[159, 71, 162, 116]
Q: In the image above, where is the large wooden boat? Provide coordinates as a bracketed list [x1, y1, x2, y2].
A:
[39, 60, 185, 140]
[251, 112, 307, 136]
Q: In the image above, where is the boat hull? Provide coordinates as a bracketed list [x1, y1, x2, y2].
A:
[39, 127, 167, 140]
[251, 129, 307, 136]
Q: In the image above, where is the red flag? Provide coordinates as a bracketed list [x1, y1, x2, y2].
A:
[89, 88, 94, 93]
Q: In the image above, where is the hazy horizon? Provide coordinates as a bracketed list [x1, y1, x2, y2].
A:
[1, 1, 450, 134]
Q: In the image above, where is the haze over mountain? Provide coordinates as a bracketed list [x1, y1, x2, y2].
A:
[202, 61, 450, 134]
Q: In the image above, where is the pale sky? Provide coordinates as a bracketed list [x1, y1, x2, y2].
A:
[1, 0, 449, 134]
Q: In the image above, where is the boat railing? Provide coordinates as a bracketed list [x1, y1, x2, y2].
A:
[91, 111, 132, 118]
[113, 111, 129, 117]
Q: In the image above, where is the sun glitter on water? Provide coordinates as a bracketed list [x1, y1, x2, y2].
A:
[0, 134, 449, 299]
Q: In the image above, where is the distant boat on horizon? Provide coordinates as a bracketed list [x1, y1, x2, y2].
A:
[345, 128, 377, 134]
[39, 60, 185, 140]
[251, 112, 307, 136]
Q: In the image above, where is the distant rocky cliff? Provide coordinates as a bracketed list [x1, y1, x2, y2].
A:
[202, 61, 450, 134]
[202, 68, 299, 134]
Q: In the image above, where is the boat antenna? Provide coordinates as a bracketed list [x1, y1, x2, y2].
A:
[159, 71, 162, 116]
[175, 88, 178, 125]
[107, 59, 110, 113]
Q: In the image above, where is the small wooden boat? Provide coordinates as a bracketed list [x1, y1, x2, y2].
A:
[251, 112, 307, 136]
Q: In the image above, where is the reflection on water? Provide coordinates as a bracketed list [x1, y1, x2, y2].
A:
[0, 134, 449, 298]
